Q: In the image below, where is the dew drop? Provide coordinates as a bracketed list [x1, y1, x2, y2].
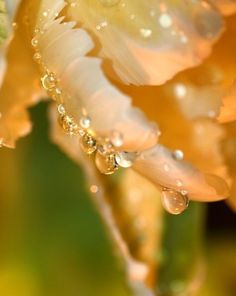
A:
[194, 3, 223, 39]
[110, 130, 123, 147]
[58, 115, 79, 135]
[80, 133, 97, 155]
[115, 152, 136, 168]
[98, 0, 120, 7]
[41, 73, 57, 90]
[80, 116, 91, 129]
[31, 37, 39, 48]
[161, 189, 189, 215]
[95, 150, 118, 175]
[140, 28, 152, 38]
[159, 13, 173, 28]
[172, 149, 184, 161]
[33, 52, 41, 63]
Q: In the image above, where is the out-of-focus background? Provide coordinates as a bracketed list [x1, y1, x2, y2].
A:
[0, 103, 235, 296]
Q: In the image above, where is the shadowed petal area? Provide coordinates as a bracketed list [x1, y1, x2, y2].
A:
[0, 2, 43, 148]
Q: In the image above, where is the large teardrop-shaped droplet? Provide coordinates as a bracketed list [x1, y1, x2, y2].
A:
[161, 189, 189, 215]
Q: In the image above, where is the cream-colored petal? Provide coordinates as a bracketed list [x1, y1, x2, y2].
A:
[35, 1, 158, 151]
[66, 0, 224, 85]
[133, 145, 229, 201]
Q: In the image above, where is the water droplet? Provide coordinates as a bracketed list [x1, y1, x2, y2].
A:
[140, 28, 152, 38]
[163, 163, 170, 172]
[31, 37, 39, 47]
[161, 189, 189, 215]
[110, 130, 123, 147]
[159, 13, 173, 28]
[115, 152, 136, 168]
[99, 0, 120, 7]
[80, 133, 97, 155]
[194, 3, 223, 39]
[172, 149, 184, 161]
[58, 104, 65, 115]
[176, 179, 183, 187]
[33, 52, 41, 63]
[41, 73, 57, 90]
[58, 115, 79, 135]
[95, 150, 118, 175]
[80, 116, 91, 129]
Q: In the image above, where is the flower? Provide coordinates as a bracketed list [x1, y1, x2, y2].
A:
[0, 0, 236, 293]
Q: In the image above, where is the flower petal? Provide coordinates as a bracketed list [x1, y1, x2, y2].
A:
[0, 1, 43, 148]
[35, 1, 158, 151]
[133, 145, 229, 201]
[67, 0, 224, 85]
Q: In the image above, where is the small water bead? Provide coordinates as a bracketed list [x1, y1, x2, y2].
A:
[159, 13, 173, 29]
[172, 149, 184, 161]
[98, 0, 120, 7]
[80, 116, 91, 129]
[140, 28, 152, 38]
[80, 133, 97, 155]
[50, 87, 62, 102]
[41, 73, 57, 90]
[31, 37, 39, 48]
[115, 152, 136, 168]
[176, 179, 183, 187]
[163, 163, 170, 172]
[33, 52, 41, 64]
[95, 150, 118, 175]
[58, 114, 79, 135]
[161, 189, 189, 215]
[110, 130, 123, 147]
[194, 3, 223, 39]
[57, 104, 66, 115]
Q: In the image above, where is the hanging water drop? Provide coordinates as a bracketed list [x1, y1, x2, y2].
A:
[161, 188, 189, 215]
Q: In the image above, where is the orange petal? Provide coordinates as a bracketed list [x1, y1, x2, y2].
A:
[67, 0, 224, 85]
[0, 2, 43, 148]
[218, 82, 236, 123]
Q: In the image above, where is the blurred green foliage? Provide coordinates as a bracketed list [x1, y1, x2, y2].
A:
[0, 103, 131, 296]
[0, 103, 235, 296]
